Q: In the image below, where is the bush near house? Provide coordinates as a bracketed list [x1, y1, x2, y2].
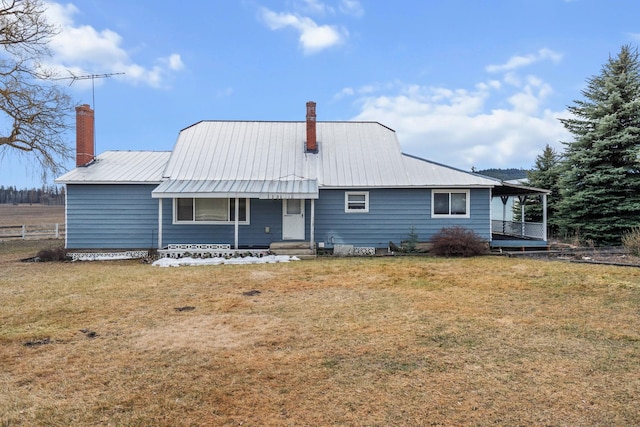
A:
[430, 226, 488, 257]
[35, 246, 69, 262]
[622, 227, 640, 256]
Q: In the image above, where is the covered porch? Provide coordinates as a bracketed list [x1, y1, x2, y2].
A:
[151, 178, 319, 253]
[490, 182, 551, 249]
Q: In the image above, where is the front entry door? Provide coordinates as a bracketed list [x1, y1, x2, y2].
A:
[282, 199, 305, 240]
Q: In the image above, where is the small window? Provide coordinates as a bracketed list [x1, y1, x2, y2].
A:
[432, 190, 469, 218]
[345, 192, 369, 212]
[176, 198, 194, 221]
[174, 198, 249, 223]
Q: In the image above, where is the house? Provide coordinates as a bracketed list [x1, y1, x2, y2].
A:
[56, 102, 549, 255]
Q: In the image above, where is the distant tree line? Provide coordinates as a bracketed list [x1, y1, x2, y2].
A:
[0, 185, 65, 205]
[476, 168, 528, 181]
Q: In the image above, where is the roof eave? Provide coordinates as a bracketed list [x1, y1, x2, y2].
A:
[56, 180, 164, 185]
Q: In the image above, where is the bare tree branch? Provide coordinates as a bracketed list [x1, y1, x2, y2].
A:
[0, 0, 73, 180]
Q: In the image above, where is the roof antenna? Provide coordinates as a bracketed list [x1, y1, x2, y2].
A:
[53, 71, 125, 160]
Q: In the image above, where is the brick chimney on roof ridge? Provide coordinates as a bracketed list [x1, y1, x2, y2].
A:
[76, 104, 94, 167]
[306, 101, 317, 153]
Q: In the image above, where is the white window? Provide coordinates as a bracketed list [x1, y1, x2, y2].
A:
[345, 191, 369, 212]
[432, 190, 469, 218]
[174, 198, 250, 223]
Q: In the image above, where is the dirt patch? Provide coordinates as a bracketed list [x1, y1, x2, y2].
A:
[508, 247, 640, 267]
[577, 253, 640, 266]
[135, 314, 287, 351]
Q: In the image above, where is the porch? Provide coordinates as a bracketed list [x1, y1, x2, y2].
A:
[490, 220, 549, 249]
[490, 181, 550, 250]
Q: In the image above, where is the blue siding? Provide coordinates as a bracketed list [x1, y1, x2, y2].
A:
[315, 188, 491, 248]
[161, 198, 285, 248]
[66, 185, 492, 250]
[66, 184, 159, 249]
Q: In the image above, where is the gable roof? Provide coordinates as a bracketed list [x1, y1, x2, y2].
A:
[56, 151, 171, 184]
[150, 120, 496, 199]
[55, 120, 500, 194]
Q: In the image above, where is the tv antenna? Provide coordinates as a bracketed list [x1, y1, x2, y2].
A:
[53, 71, 125, 160]
[53, 71, 125, 109]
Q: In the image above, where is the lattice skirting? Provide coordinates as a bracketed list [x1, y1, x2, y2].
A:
[68, 250, 149, 261]
[353, 247, 376, 256]
[158, 244, 269, 259]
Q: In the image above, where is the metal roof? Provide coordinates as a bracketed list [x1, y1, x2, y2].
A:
[55, 121, 505, 194]
[152, 179, 318, 199]
[399, 154, 498, 187]
[55, 151, 171, 184]
[152, 121, 497, 197]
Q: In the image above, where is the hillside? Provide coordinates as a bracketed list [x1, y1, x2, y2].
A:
[476, 168, 528, 181]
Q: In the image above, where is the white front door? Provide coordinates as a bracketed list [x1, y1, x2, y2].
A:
[282, 199, 305, 240]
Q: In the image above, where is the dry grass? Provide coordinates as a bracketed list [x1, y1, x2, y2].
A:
[0, 204, 64, 227]
[1, 242, 639, 426]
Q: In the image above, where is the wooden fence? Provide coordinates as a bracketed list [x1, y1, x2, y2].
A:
[0, 224, 65, 240]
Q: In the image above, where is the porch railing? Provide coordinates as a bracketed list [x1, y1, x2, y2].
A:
[492, 220, 545, 240]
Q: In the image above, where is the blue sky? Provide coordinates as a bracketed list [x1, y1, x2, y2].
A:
[2, 0, 640, 188]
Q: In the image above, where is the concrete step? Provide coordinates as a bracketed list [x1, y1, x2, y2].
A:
[269, 242, 316, 259]
[270, 241, 312, 250]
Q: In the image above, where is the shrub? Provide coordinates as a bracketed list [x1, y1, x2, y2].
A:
[404, 226, 419, 252]
[36, 246, 70, 262]
[430, 226, 488, 257]
[622, 227, 640, 256]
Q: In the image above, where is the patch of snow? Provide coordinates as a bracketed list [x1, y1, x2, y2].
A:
[152, 255, 300, 267]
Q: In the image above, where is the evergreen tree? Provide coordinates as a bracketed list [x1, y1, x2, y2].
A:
[557, 45, 640, 245]
[513, 144, 563, 234]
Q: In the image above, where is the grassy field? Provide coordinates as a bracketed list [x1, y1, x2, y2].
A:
[1, 240, 639, 426]
[0, 204, 64, 227]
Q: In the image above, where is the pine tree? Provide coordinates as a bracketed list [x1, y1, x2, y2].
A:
[512, 144, 563, 234]
[557, 45, 640, 245]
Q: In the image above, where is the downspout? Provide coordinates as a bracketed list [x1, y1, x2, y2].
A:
[64, 184, 68, 248]
[234, 197, 239, 249]
[157, 198, 163, 249]
[310, 198, 315, 251]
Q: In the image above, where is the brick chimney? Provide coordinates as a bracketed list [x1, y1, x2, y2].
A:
[306, 101, 317, 153]
[76, 104, 95, 167]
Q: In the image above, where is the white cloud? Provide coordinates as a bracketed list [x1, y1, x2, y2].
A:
[300, 0, 332, 15]
[340, 0, 364, 17]
[165, 54, 185, 71]
[346, 74, 570, 171]
[43, 1, 184, 88]
[260, 7, 346, 54]
[486, 48, 563, 73]
[295, 0, 363, 17]
[338, 48, 569, 170]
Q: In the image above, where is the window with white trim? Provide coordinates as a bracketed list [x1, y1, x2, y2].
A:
[345, 191, 369, 212]
[432, 190, 469, 218]
[174, 198, 249, 223]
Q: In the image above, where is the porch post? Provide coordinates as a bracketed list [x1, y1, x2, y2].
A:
[542, 193, 548, 242]
[500, 195, 509, 234]
[310, 198, 315, 250]
[234, 197, 239, 249]
[518, 195, 527, 237]
[158, 198, 163, 249]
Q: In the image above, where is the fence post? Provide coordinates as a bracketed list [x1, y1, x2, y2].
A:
[55, 223, 59, 239]
[22, 225, 26, 239]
